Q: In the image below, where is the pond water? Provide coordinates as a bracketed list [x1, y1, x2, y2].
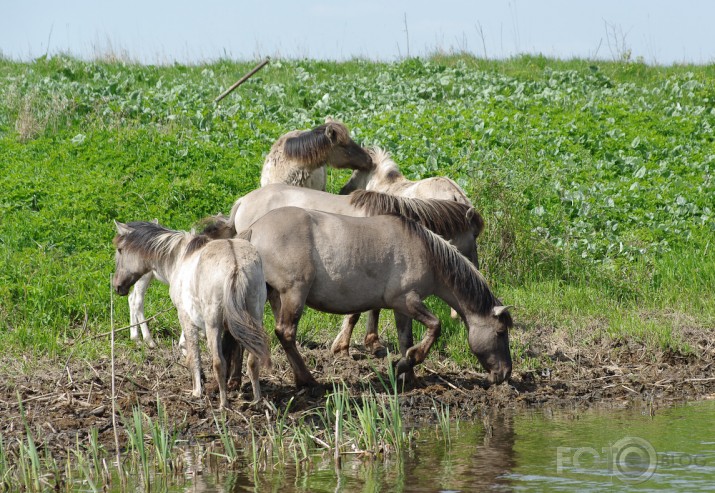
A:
[168, 400, 715, 492]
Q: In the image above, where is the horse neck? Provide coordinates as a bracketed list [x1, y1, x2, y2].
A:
[430, 255, 497, 321]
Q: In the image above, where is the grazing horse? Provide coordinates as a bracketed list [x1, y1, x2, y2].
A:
[260, 119, 373, 191]
[112, 221, 270, 409]
[237, 207, 511, 387]
[201, 184, 484, 357]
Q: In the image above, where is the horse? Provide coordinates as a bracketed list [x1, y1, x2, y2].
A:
[260, 118, 373, 191]
[236, 206, 512, 388]
[112, 221, 271, 409]
[200, 183, 485, 356]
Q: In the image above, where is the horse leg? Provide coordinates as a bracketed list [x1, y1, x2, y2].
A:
[270, 290, 317, 388]
[402, 293, 441, 368]
[178, 312, 203, 399]
[206, 323, 229, 410]
[364, 309, 387, 357]
[246, 352, 262, 404]
[129, 272, 157, 348]
[222, 331, 244, 391]
[392, 311, 416, 382]
[331, 313, 361, 356]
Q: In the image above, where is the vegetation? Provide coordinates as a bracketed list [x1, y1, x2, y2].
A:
[0, 53, 713, 364]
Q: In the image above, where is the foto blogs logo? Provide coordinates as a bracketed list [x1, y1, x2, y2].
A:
[557, 436, 657, 483]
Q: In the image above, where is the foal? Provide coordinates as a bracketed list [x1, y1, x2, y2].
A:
[112, 221, 270, 409]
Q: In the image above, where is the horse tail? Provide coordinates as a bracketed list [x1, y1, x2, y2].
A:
[222, 264, 271, 369]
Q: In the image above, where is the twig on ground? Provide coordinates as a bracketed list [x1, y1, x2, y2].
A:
[424, 367, 468, 394]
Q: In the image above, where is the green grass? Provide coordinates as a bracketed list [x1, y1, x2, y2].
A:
[0, 54, 713, 364]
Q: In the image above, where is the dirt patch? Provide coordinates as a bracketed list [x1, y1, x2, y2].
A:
[2, 324, 714, 457]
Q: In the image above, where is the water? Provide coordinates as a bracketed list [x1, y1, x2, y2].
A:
[169, 400, 715, 492]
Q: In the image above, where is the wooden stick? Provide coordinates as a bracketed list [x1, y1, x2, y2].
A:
[214, 58, 270, 103]
[424, 366, 468, 394]
[110, 275, 122, 467]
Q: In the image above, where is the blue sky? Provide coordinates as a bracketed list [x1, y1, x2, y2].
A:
[2, 1, 714, 65]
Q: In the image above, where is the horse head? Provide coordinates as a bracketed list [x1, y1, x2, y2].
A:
[112, 221, 154, 296]
[324, 122, 373, 172]
[467, 305, 513, 385]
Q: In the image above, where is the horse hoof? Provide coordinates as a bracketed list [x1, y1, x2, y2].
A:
[331, 347, 351, 358]
[369, 344, 387, 359]
[394, 357, 413, 376]
[146, 340, 157, 349]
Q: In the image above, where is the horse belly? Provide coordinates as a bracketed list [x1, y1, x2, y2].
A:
[305, 244, 419, 314]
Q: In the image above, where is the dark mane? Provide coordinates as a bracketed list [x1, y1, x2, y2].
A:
[185, 235, 211, 256]
[399, 217, 502, 317]
[349, 190, 482, 238]
[283, 122, 349, 164]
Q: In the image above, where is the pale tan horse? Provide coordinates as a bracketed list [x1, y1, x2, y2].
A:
[339, 146, 472, 204]
[237, 207, 512, 387]
[112, 221, 271, 409]
[260, 118, 373, 191]
[202, 184, 483, 266]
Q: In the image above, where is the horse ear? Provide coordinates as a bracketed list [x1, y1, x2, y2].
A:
[324, 122, 337, 142]
[491, 305, 514, 317]
[466, 208, 486, 237]
[114, 220, 132, 236]
[324, 116, 335, 123]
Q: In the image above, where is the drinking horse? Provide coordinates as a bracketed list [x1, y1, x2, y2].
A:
[236, 207, 511, 388]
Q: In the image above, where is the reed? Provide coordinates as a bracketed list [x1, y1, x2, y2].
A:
[213, 413, 239, 465]
[147, 397, 180, 473]
[123, 406, 151, 487]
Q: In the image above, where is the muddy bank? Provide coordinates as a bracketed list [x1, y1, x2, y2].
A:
[1, 324, 714, 457]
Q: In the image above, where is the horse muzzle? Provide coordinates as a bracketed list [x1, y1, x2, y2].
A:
[488, 366, 512, 385]
[112, 276, 132, 296]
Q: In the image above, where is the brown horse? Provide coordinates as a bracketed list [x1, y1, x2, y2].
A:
[237, 207, 512, 388]
[112, 221, 270, 409]
[260, 119, 373, 191]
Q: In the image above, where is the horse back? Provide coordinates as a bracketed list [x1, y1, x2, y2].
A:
[247, 208, 434, 311]
[234, 184, 362, 232]
[406, 177, 472, 206]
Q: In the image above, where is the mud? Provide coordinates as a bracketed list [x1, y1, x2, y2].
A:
[2, 323, 714, 457]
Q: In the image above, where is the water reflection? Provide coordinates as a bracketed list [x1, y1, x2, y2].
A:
[170, 402, 715, 492]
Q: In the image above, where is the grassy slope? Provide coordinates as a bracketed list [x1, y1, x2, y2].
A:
[0, 54, 713, 370]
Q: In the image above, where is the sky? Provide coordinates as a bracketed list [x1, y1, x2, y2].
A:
[2, 1, 714, 65]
